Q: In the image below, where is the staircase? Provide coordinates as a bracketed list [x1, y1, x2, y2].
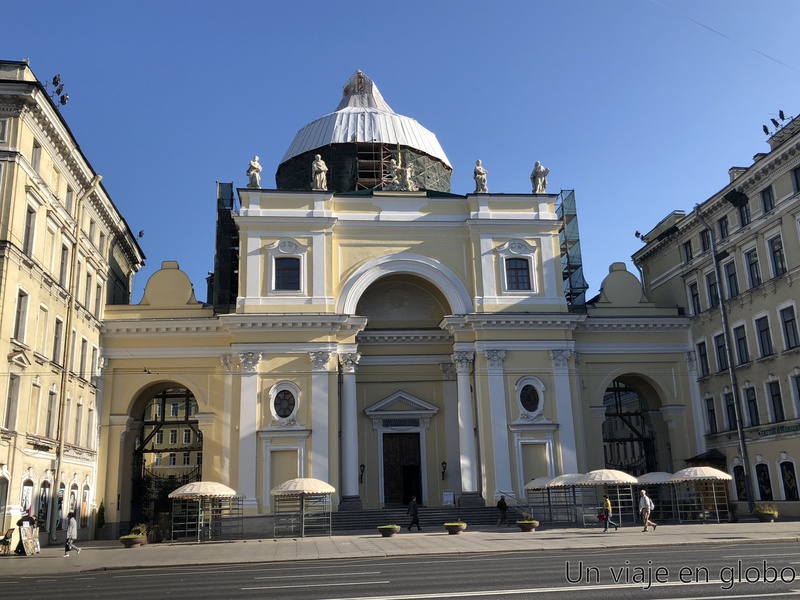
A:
[331, 506, 525, 532]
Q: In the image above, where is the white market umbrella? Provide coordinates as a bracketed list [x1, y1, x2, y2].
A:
[636, 472, 674, 484]
[168, 481, 242, 499]
[669, 467, 731, 482]
[575, 469, 638, 486]
[270, 477, 335, 496]
[545, 473, 584, 488]
[524, 476, 553, 490]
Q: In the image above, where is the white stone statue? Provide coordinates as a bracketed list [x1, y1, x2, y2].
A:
[530, 161, 549, 194]
[385, 158, 402, 190]
[311, 154, 328, 191]
[473, 159, 488, 193]
[246, 155, 262, 189]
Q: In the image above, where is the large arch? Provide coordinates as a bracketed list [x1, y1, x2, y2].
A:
[337, 253, 473, 316]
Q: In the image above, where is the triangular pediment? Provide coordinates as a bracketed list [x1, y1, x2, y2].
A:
[365, 390, 439, 418]
[8, 349, 31, 369]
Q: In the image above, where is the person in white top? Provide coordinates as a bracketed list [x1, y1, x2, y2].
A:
[639, 489, 657, 532]
[64, 511, 82, 557]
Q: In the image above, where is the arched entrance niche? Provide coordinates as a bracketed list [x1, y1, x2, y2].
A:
[123, 382, 206, 527]
[601, 375, 673, 476]
[346, 259, 463, 508]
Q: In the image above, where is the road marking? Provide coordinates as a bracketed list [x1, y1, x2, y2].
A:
[253, 571, 380, 580]
[242, 580, 389, 591]
[315, 580, 800, 600]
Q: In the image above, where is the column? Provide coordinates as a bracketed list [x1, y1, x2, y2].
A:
[309, 351, 332, 483]
[440, 362, 461, 496]
[220, 354, 235, 486]
[237, 351, 261, 512]
[485, 349, 513, 495]
[550, 349, 578, 473]
[339, 352, 362, 510]
[452, 351, 481, 504]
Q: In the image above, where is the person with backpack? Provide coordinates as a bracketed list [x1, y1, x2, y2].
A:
[639, 489, 657, 532]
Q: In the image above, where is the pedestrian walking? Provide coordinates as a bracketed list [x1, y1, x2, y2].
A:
[64, 511, 82, 557]
[406, 496, 421, 531]
[602, 494, 618, 532]
[639, 489, 657, 532]
[496, 495, 509, 526]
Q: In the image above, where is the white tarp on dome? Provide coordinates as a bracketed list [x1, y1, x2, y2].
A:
[270, 477, 336, 496]
[281, 71, 451, 167]
[575, 469, 638, 485]
[168, 481, 242, 499]
[669, 467, 732, 482]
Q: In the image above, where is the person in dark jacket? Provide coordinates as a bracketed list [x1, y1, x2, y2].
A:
[406, 496, 421, 531]
[496, 495, 509, 526]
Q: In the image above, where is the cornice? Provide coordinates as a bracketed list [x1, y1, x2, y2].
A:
[101, 318, 223, 335]
[576, 317, 690, 331]
[440, 313, 583, 333]
[357, 330, 452, 345]
[220, 314, 368, 333]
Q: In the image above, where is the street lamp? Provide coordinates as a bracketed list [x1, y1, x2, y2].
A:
[695, 202, 755, 514]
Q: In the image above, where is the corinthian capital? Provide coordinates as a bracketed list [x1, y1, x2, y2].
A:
[451, 351, 474, 373]
[549, 349, 572, 368]
[309, 351, 332, 371]
[484, 349, 506, 368]
[339, 352, 361, 373]
[238, 351, 261, 373]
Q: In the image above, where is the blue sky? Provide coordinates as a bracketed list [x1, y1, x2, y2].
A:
[5, 0, 800, 303]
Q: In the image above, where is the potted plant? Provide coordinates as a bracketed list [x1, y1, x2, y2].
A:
[752, 503, 778, 522]
[516, 512, 539, 532]
[377, 524, 401, 537]
[119, 523, 148, 548]
[443, 521, 467, 535]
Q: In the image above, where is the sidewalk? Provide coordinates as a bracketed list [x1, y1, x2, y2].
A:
[1, 520, 797, 577]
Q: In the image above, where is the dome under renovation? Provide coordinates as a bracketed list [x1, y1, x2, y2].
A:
[276, 71, 452, 193]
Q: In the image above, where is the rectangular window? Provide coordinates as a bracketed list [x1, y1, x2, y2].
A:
[706, 398, 717, 434]
[689, 282, 701, 315]
[155, 430, 163, 444]
[169, 429, 177, 444]
[505, 257, 532, 291]
[65, 186, 73, 213]
[98, 232, 106, 255]
[795, 376, 800, 416]
[23, 206, 36, 256]
[13, 290, 29, 342]
[781, 306, 800, 350]
[745, 249, 761, 288]
[697, 342, 710, 377]
[46, 391, 57, 438]
[683, 241, 693, 263]
[715, 334, 728, 371]
[74, 261, 82, 300]
[88, 219, 96, 243]
[79, 339, 88, 379]
[168, 453, 176, 466]
[700, 229, 711, 252]
[32, 141, 42, 173]
[756, 316, 774, 357]
[59, 244, 69, 287]
[171, 403, 179, 417]
[94, 284, 103, 318]
[793, 167, 800, 193]
[84, 273, 92, 309]
[724, 261, 739, 298]
[3, 375, 20, 430]
[197, 452, 203, 466]
[745, 387, 759, 427]
[52, 318, 63, 364]
[761, 186, 775, 213]
[724, 392, 737, 431]
[154, 453, 162, 467]
[706, 272, 719, 308]
[182, 452, 191, 466]
[183, 429, 191, 444]
[768, 236, 787, 277]
[74, 403, 82, 446]
[36, 306, 49, 355]
[739, 202, 751, 227]
[274, 257, 301, 290]
[734, 325, 750, 364]
[90, 346, 98, 380]
[768, 381, 785, 422]
[717, 215, 729, 240]
[87, 407, 94, 450]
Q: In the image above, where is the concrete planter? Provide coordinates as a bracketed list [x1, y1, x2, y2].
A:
[378, 526, 401, 537]
[119, 536, 147, 548]
[444, 523, 466, 535]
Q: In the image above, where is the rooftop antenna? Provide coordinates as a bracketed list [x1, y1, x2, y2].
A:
[45, 73, 69, 109]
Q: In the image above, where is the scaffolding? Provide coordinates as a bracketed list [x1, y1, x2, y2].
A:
[556, 190, 589, 310]
[168, 482, 243, 542]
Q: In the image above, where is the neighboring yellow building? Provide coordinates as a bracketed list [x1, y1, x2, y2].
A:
[97, 72, 703, 535]
[634, 114, 800, 516]
[0, 60, 143, 543]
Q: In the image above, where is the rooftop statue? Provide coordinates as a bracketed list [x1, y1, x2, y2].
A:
[311, 154, 328, 191]
[384, 158, 402, 190]
[474, 159, 488, 193]
[531, 161, 549, 194]
[246, 155, 262, 189]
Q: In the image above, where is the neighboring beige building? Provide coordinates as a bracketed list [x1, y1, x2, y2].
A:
[634, 115, 800, 515]
[0, 60, 143, 543]
[97, 72, 701, 535]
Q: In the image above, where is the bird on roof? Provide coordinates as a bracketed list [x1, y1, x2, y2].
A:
[138, 230, 145, 238]
[763, 125, 770, 136]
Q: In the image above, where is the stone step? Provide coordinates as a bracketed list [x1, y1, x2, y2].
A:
[331, 506, 525, 531]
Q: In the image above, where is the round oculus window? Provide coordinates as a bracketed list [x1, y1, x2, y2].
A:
[520, 385, 540, 413]
[274, 390, 296, 418]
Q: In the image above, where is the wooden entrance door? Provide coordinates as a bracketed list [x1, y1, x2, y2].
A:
[383, 433, 422, 505]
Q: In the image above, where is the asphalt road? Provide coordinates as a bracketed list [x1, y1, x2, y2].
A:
[3, 544, 800, 599]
